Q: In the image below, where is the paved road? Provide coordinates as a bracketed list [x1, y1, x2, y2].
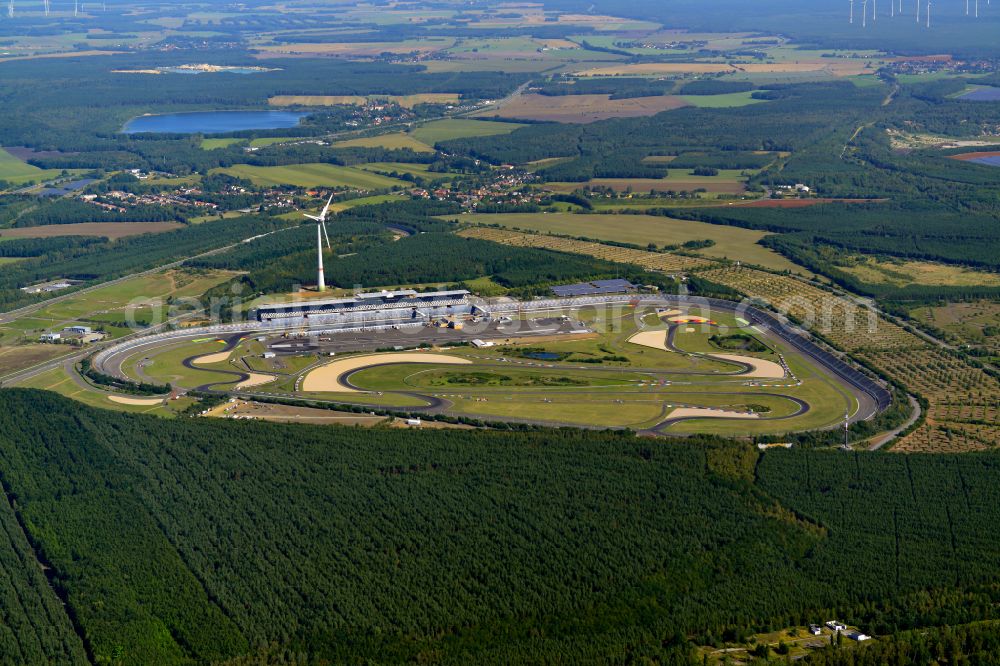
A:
[868, 394, 922, 451]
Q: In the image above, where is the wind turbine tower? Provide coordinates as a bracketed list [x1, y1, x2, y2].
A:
[850, 0, 854, 23]
[926, 0, 932, 26]
[916, 0, 920, 23]
[7, 0, 12, 18]
[872, 0, 877, 21]
[303, 195, 334, 292]
[862, 0, 868, 26]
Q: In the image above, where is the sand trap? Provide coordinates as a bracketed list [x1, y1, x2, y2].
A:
[667, 407, 760, 421]
[302, 353, 472, 392]
[193, 350, 231, 365]
[108, 395, 164, 406]
[658, 309, 682, 317]
[235, 373, 277, 389]
[710, 354, 785, 379]
[668, 315, 712, 324]
[629, 330, 670, 351]
[626, 331, 785, 379]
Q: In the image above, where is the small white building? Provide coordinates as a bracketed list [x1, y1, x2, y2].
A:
[65, 325, 92, 335]
[471, 339, 495, 348]
[406, 418, 422, 427]
[808, 625, 822, 636]
[847, 631, 872, 642]
[825, 621, 847, 632]
[39, 332, 61, 342]
[263, 352, 276, 359]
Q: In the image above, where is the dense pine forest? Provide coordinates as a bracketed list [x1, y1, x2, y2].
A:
[0, 390, 997, 664]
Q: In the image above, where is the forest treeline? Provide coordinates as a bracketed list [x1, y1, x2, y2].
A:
[0, 390, 998, 664]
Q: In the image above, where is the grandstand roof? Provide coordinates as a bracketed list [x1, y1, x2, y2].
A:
[254, 289, 471, 315]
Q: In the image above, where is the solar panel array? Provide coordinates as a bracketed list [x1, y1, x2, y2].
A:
[551, 279, 636, 297]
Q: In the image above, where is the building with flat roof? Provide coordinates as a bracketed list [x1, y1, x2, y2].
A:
[253, 289, 471, 322]
[551, 279, 636, 298]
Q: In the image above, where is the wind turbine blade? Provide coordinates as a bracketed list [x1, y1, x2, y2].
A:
[320, 193, 334, 220]
[322, 221, 332, 250]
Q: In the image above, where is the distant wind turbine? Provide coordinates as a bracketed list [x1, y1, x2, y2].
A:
[872, 0, 877, 21]
[7, 0, 12, 18]
[863, 0, 869, 26]
[850, 0, 855, 23]
[926, 0, 932, 26]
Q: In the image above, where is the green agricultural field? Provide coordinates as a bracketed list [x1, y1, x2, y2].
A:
[214, 164, 406, 190]
[0, 148, 68, 185]
[250, 137, 308, 147]
[200, 138, 245, 150]
[329, 193, 406, 212]
[332, 133, 434, 153]
[678, 91, 767, 108]
[458, 212, 807, 273]
[410, 119, 525, 145]
[356, 162, 443, 178]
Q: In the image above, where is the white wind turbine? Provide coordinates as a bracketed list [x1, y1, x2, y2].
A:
[863, 0, 869, 26]
[303, 194, 334, 292]
[926, 0, 932, 26]
[850, 0, 855, 23]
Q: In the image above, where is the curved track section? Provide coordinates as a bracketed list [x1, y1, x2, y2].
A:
[89, 294, 892, 430]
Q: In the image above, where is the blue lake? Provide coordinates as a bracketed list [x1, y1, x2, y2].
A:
[960, 87, 1000, 102]
[123, 110, 309, 135]
[160, 67, 265, 75]
[971, 155, 1000, 167]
